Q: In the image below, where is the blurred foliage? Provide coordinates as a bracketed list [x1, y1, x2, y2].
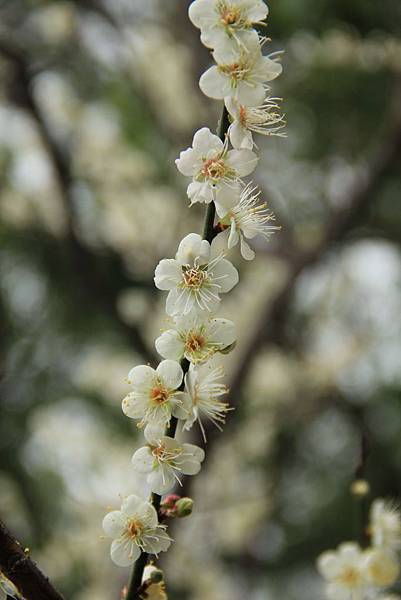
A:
[0, 1, 400, 599]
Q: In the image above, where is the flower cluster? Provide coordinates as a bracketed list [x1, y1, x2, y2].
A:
[103, 0, 284, 590]
[317, 498, 401, 600]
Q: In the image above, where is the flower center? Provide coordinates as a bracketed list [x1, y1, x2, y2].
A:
[221, 7, 241, 26]
[182, 266, 208, 290]
[150, 386, 170, 405]
[201, 156, 227, 180]
[152, 444, 166, 460]
[218, 61, 246, 82]
[338, 567, 361, 587]
[127, 518, 143, 540]
[186, 332, 206, 353]
[151, 442, 181, 466]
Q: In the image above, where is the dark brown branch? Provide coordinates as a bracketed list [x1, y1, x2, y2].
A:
[0, 519, 64, 600]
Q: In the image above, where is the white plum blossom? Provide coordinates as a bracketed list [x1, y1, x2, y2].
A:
[155, 313, 236, 363]
[154, 233, 239, 316]
[175, 127, 258, 214]
[370, 499, 401, 551]
[225, 96, 285, 149]
[102, 495, 171, 567]
[317, 542, 368, 600]
[363, 547, 400, 588]
[199, 36, 282, 106]
[131, 425, 205, 495]
[218, 183, 279, 259]
[122, 360, 187, 427]
[183, 363, 231, 441]
[188, 0, 267, 50]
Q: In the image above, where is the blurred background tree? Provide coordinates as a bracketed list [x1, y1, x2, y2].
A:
[0, 1, 400, 598]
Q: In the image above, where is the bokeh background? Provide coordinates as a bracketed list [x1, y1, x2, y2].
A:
[1, 1, 401, 598]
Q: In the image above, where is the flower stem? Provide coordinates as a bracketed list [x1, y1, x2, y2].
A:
[125, 104, 229, 600]
[202, 105, 230, 244]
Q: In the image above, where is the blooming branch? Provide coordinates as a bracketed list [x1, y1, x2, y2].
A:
[103, 2, 285, 598]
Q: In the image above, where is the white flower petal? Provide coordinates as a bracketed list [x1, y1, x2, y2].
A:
[144, 423, 165, 444]
[236, 81, 266, 107]
[338, 542, 361, 561]
[240, 236, 255, 260]
[213, 43, 238, 65]
[317, 551, 341, 579]
[261, 57, 283, 81]
[192, 127, 223, 154]
[102, 511, 126, 538]
[121, 494, 147, 517]
[155, 329, 184, 361]
[215, 181, 240, 211]
[229, 121, 253, 150]
[172, 393, 191, 419]
[156, 360, 183, 390]
[128, 364, 155, 388]
[141, 503, 159, 528]
[165, 288, 180, 317]
[180, 459, 202, 476]
[188, 0, 215, 28]
[176, 233, 210, 265]
[122, 394, 146, 419]
[208, 318, 236, 347]
[247, 0, 268, 21]
[175, 147, 200, 176]
[155, 531, 172, 552]
[131, 447, 153, 474]
[199, 66, 231, 100]
[228, 218, 239, 249]
[148, 468, 176, 495]
[227, 149, 258, 177]
[154, 259, 182, 291]
[184, 443, 205, 462]
[187, 180, 214, 205]
[225, 96, 240, 119]
[211, 258, 239, 293]
[110, 538, 140, 567]
[142, 530, 172, 555]
[214, 199, 232, 218]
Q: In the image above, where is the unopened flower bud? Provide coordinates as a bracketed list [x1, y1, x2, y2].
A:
[351, 479, 370, 497]
[162, 494, 180, 508]
[160, 494, 181, 518]
[143, 565, 164, 584]
[175, 497, 194, 518]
